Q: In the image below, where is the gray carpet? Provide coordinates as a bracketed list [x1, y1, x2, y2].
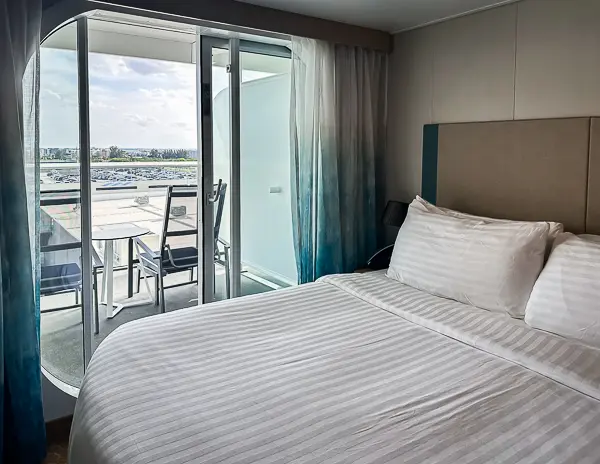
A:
[41, 270, 274, 388]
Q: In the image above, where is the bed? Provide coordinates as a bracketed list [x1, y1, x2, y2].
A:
[69, 271, 600, 463]
[70, 117, 600, 463]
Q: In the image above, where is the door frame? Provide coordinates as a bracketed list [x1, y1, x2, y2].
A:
[198, 35, 229, 304]
[197, 35, 292, 304]
[198, 35, 242, 303]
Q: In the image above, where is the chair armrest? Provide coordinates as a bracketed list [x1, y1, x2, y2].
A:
[133, 236, 159, 259]
[165, 244, 180, 268]
[215, 237, 230, 266]
[91, 246, 104, 269]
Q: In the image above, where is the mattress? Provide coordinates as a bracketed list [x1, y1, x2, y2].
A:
[69, 272, 600, 464]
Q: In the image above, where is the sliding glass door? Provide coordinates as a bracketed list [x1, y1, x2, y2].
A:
[239, 50, 296, 291]
[199, 38, 295, 304]
[87, 18, 199, 343]
[39, 20, 85, 386]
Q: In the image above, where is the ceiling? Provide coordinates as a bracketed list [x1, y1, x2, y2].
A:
[234, 0, 519, 33]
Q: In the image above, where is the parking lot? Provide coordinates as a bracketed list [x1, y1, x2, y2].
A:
[43, 166, 197, 184]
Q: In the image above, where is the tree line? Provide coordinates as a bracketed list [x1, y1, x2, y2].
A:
[109, 146, 190, 160]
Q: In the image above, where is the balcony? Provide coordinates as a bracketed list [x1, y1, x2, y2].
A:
[39, 12, 295, 390]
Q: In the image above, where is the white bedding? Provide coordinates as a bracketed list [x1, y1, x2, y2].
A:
[70, 272, 600, 464]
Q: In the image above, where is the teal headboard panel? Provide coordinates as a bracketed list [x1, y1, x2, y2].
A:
[421, 124, 439, 204]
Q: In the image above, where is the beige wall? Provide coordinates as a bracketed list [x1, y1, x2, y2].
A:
[386, 0, 600, 210]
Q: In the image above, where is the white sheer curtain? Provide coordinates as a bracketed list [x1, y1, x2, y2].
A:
[0, 0, 46, 461]
[290, 37, 387, 283]
[24, 46, 41, 303]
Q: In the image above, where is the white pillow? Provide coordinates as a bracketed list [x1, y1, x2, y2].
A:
[413, 196, 564, 250]
[387, 200, 549, 317]
[525, 233, 600, 348]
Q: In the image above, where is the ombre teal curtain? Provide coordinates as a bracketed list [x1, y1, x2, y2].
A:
[0, 0, 46, 462]
[290, 37, 387, 283]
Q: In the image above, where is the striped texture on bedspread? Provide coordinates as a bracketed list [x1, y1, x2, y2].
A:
[70, 273, 600, 464]
[321, 272, 600, 400]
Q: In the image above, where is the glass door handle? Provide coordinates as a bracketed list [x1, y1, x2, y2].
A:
[206, 178, 223, 204]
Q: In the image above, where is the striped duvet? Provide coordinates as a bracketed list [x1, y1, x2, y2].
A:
[69, 272, 600, 464]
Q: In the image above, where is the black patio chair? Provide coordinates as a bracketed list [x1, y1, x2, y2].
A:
[40, 246, 104, 334]
[133, 182, 229, 313]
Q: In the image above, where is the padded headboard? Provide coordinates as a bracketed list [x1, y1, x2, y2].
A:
[422, 117, 600, 234]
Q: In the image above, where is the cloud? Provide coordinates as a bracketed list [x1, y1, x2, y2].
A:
[171, 121, 189, 129]
[90, 99, 114, 110]
[126, 59, 169, 76]
[40, 49, 226, 148]
[139, 88, 178, 99]
[89, 54, 130, 77]
[43, 89, 62, 100]
[125, 113, 158, 127]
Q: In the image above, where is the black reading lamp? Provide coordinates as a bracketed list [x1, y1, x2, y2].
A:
[366, 201, 409, 270]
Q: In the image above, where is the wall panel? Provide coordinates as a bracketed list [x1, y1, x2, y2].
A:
[385, 0, 600, 220]
[386, 29, 434, 208]
[432, 5, 517, 123]
[515, 0, 600, 119]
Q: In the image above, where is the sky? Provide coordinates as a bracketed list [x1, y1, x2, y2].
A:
[39, 48, 267, 149]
